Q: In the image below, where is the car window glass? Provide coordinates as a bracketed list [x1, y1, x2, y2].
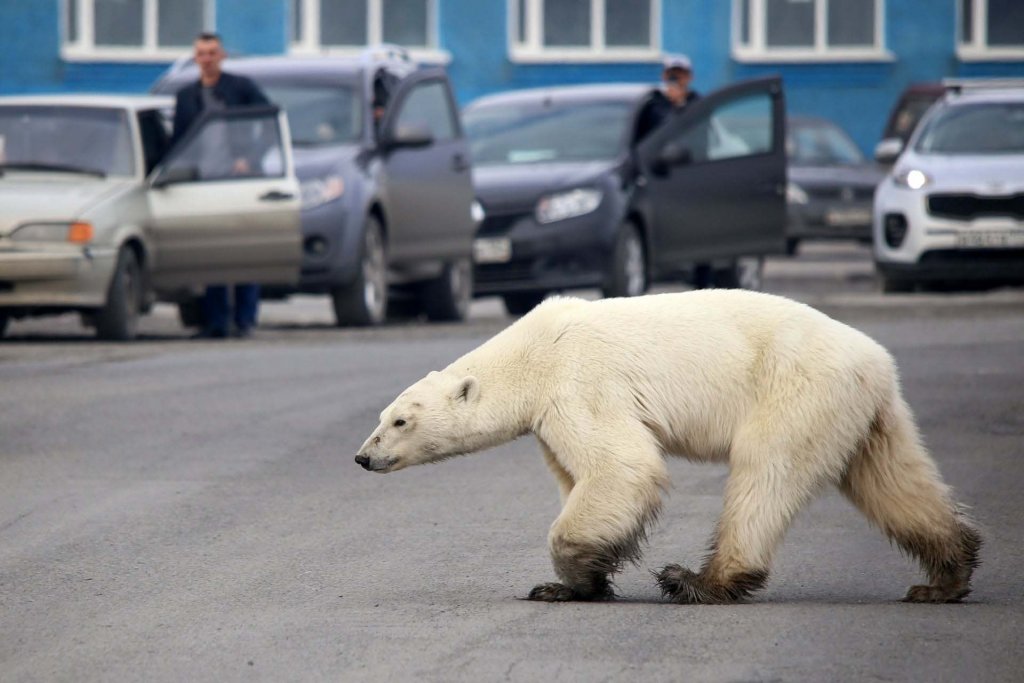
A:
[137, 109, 171, 175]
[261, 84, 363, 146]
[0, 105, 134, 176]
[787, 121, 864, 165]
[666, 92, 770, 163]
[163, 110, 286, 181]
[915, 102, 1024, 154]
[394, 80, 456, 141]
[463, 100, 633, 165]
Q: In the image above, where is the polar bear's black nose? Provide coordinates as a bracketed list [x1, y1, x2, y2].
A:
[355, 454, 371, 469]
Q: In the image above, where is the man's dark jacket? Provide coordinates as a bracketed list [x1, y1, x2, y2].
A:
[170, 71, 269, 145]
[635, 89, 701, 142]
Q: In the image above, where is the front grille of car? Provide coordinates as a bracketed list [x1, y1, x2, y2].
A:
[807, 186, 874, 202]
[477, 212, 528, 237]
[474, 260, 534, 283]
[927, 193, 1024, 221]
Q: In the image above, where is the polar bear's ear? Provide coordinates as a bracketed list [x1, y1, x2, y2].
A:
[453, 375, 480, 403]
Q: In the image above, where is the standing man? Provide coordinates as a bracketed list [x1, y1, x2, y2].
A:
[635, 53, 701, 141]
[172, 31, 270, 339]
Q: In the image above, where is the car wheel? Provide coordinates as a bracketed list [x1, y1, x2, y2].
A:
[785, 238, 800, 256]
[94, 247, 142, 341]
[502, 291, 547, 316]
[332, 216, 387, 327]
[715, 256, 765, 290]
[177, 295, 205, 329]
[0, 311, 8, 338]
[881, 275, 916, 293]
[602, 221, 647, 299]
[423, 257, 473, 322]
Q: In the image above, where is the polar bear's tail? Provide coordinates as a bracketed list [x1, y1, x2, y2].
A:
[839, 390, 982, 603]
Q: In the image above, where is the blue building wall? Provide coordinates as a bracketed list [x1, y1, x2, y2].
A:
[2, 0, 1022, 154]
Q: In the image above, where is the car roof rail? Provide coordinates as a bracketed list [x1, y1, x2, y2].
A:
[942, 77, 1024, 94]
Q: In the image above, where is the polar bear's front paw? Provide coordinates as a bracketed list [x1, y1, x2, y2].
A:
[902, 584, 970, 603]
[527, 582, 578, 601]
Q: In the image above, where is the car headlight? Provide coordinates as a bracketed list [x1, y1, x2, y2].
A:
[892, 168, 932, 190]
[471, 199, 485, 225]
[786, 182, 809, 205]
[300, 175, 345, 210]
[11, 221, 94, 243]
[536, 188, 603, 224]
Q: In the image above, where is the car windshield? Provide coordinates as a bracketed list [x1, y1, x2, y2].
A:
[262, 84, 363, 146]
[787, 120, 865, 165]
[915, 101, 1024, 154]
[0, 105, 134, 176]
[464, 100, 633, 165]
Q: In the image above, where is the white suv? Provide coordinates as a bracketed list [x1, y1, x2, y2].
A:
[873, 84, 1024, 292]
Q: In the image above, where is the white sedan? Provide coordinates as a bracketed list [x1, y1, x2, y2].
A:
[873, 87, 1024, 292]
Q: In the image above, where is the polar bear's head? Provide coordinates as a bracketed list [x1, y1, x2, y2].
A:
[355, 371, 481, 473]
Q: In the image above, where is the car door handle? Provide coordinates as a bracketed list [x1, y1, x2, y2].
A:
[259, 190, 295, 202]
[452, 154, 469, 172]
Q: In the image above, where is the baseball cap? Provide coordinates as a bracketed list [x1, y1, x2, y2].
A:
[662, 53, 692, 72]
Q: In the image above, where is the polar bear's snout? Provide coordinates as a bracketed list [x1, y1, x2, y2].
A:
[354, 454, 371, 469]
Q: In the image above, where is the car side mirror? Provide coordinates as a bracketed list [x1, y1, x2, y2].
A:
[151, 165, 199, 188]
[651, 142, 692, 176]
[384, 123, 434, 150]
[874, 137, 905, 165]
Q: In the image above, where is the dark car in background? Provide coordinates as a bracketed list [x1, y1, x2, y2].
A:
[152, 47, 476, 326]
[462, 77, 786, 314]
[784, 116, 886, 254]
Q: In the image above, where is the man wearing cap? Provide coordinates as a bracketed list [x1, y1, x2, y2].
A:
[635, 53, 701, 140]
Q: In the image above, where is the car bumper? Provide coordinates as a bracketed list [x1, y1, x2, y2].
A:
[0, 245, 113, 307]
[471, 210, 615, 295]
[266, 202, 358, 295]
[873, 183, 1024, 283]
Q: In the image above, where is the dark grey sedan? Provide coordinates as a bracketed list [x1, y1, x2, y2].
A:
[785, 116, 886, 255]
[463, 77, 787, 314]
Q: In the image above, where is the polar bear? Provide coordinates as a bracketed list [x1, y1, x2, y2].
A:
[355, 290, 981, 604]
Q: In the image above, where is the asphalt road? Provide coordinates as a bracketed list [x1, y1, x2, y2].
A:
[2, 243, 1023, 682]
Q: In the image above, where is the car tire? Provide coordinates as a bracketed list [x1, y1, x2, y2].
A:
[0, 311, 8, 338]
[177, 296, 205, 329]
[423, 257, 473, 322]
[332, 216, 388, 327]
[95, 247, 142, 341]
[502, 291, 547, 316]
[714, 256, 765, 290]
[602, 221, 647, 299]
[785, 238, 800, 256]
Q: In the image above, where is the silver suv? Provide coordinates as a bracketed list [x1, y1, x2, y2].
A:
[0, 94, 301, 339]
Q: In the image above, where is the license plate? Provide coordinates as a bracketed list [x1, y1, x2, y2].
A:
[473, 237, 512, 264]
[824, 208, 872, 227]
[954, 231, 1024, 248]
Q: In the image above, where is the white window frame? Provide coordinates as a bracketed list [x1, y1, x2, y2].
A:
[509, 0, 662, 63]
[289, 0, 449, 63]
[61, 0, 215, 62]
[957, 0, 1024, 61]
[732, 0, 892, 63]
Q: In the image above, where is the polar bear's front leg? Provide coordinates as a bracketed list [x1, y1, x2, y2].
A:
[527, 424, 666, 602]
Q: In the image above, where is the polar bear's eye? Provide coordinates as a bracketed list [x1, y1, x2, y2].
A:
[393, 419, 406, 427]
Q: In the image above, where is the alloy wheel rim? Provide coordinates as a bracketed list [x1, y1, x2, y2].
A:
[625, 235, 645, 296]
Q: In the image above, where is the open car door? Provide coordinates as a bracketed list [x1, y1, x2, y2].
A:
[635, 76, 786, 268]
[145, 105, 301, 291]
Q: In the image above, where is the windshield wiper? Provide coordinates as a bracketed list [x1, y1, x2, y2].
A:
[0, 162, 107, 178]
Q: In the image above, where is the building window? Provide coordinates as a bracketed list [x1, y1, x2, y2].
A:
[291, 0, 438, 54]
[733, 0, 890, 62]
[958, 0, 1024, 60]
[62, 0, 214, 61]
[510, 0, 661, 62]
